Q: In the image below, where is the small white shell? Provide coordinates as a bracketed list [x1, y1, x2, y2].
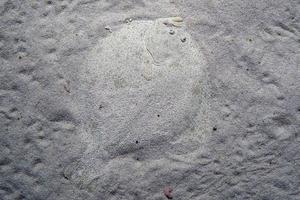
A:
[171, 16, 183, 22]
[163, 17, 184, 27]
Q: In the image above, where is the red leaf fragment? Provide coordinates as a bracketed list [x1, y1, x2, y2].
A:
[163, 186, 173, 199]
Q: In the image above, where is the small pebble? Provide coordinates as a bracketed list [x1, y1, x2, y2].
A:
[169, 30, 175, 35]
[126, 18, 133, 24]
[181, 37, 186, 42]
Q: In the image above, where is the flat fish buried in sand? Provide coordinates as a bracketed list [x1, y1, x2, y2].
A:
[71, 17, 209, 197]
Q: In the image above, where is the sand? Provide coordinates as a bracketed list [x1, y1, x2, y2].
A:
[0, 0, 299, 199]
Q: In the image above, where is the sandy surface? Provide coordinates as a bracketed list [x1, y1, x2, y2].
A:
[0, 0, 299, 199]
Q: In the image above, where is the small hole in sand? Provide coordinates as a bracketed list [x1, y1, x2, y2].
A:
[248, 123, 254, 128]
[157, 114, 160, 117]
[63, 174, 69, 180]
[38, 135, 45, 139]
[24, 138, 31, 143]
[277, 96, 285, 100]
[135, 140, 139, 144]
[33, 158, 42, 165]
[263, 72, 269, 77]
[213, 127, 217, 131]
